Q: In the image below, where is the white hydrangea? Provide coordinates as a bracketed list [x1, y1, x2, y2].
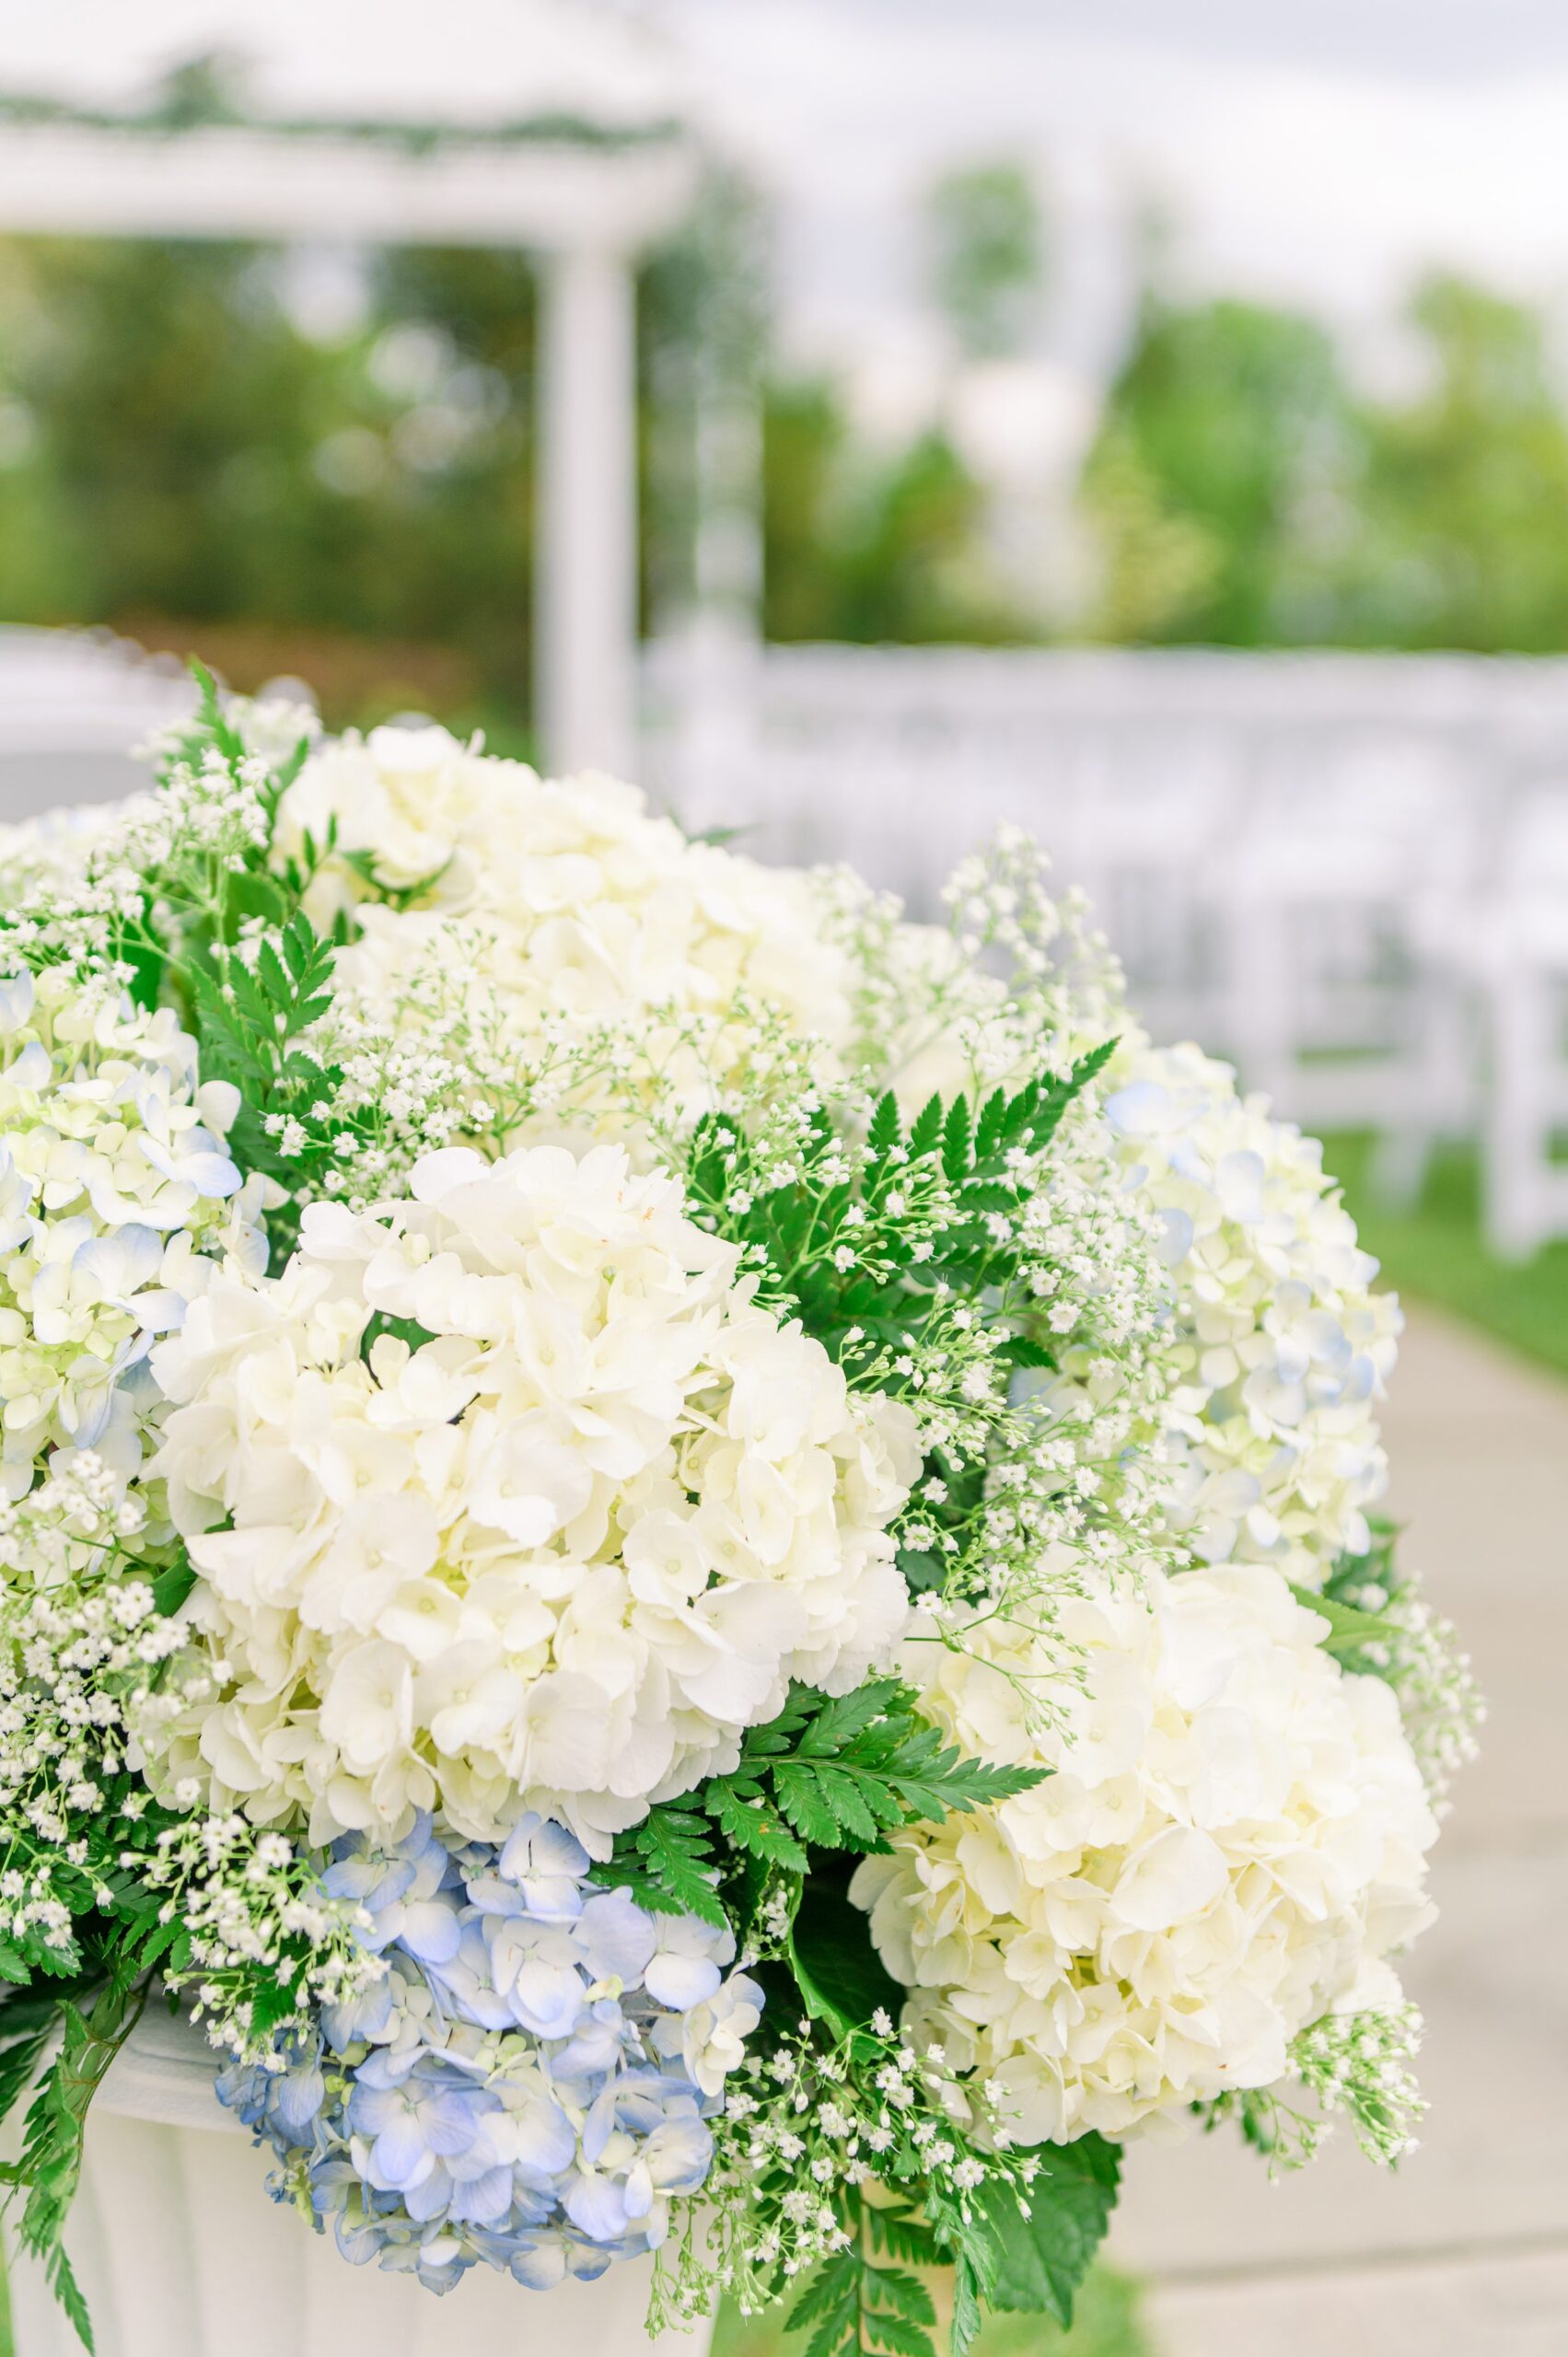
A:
[853, 1561, 1437, 2144]
[0, 964, 257, 1496]
[275, 725, 855, 1062]
[144, 1142, 920, 1854]
[1106, 1040, 1402, 1585]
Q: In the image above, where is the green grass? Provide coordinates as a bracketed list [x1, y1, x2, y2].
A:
[711, 2268, 1150, 2357]
[1326, 1132, 1568, 1378]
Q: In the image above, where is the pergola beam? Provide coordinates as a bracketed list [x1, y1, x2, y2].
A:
[0, 123, 692, 251]
[0, 122, 698, 774]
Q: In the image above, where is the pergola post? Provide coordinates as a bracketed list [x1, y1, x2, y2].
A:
[536, 242, 639, 778]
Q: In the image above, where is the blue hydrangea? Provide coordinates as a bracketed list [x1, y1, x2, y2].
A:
[215, 1814, 764, 2293]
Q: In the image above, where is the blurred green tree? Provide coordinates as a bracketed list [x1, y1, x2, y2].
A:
[761, 380, 1026, 643]
[925, 160, 1045, 360]
[1078, 295, 1355, 643]
[1347, 274, 1568, 651]
[1077, 273, 1568, 652]
[0, 224, 1029, 724]
[0, 234, 540, 728]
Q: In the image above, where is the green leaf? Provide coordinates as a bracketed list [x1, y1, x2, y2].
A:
[973, 1085, 1013, 1160]
[593, 1807, 726, 1929]
[787, 2256, 858, 2332]
[950, 2249, 984, 2357]
[0, 1995, 61, 2125]
[794, 1679, 903, 1757]
[707, 1782, 810, 1874]
[867, 1090, 903, 1159]
[47, 2243, 94, 2353]
[255, 936, 292, 1009]
[1290, 1584, 1402, 1660]
[940, 1094, 974, 1183]
[787, 1856, 905, 2040]
[709, 1682, 1047, 1886]
[785, 2209, 937, 2357]
[6, 1978, 148, 2350]
[982, 2135, 1121, 2328]
[773, 1760, 866, 1847]
[865, 2268, 935, 2324]
[865, 2313, 932, 2356]
[864, 2203, 941, 2268]
[908, 1094, 945, 1162]
[150, 1559, 196, 1619]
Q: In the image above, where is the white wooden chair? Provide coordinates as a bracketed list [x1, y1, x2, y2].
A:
[1212, 735, 1481, 1187]
[1472, 784, 1568, 1257]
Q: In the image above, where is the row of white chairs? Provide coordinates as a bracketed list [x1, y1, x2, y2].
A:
[5, 628, 1568, 1259]
[644, 644, 1568, 1261]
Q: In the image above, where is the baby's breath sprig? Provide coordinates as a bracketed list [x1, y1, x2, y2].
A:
[1203, 2004, 1427, 2173]
[658, 2005, 1118, 2357]
[0, 1455, 191, 1978]
[1322, 1526, 1484, 1807]
[661, 2016, 1008, 2323]
[126, 1814, 383, 2063]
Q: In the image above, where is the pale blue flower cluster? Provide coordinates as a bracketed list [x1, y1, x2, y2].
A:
[1105, 1041, 1402, 1585]
[215, 1813, 764, 2293]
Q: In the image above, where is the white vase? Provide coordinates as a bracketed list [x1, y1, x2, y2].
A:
[5, 2008, 714, 2357]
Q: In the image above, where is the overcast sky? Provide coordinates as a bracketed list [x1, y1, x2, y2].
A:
[667, 0, 1568, 384]
[749, 0, 1568, 84]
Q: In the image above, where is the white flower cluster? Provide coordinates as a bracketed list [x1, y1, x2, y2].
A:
[0, 964, 254, 1496]
[145, 1141, 919, 1852]
[0, 804, 120, 908]
[1106, 1041, 1403, 1585]
[0, 1449, 182, 1949]
[853, 1562, 1437, 2143]
[823, 828, 1125, 1112]
[276, 724, 855, 1086]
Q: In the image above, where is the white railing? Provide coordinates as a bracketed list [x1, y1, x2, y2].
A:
[644, 639, 1568, 1256]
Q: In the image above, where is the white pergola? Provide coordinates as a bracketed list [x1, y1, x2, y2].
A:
[0, 0, 702, 775]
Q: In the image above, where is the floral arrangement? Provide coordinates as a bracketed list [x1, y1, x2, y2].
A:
[0, 678, 1480, 2349]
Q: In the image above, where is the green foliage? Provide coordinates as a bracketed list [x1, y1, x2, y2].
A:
[1079, 295, 1352, 644]
[188, 904, 335, 1166]
[7, 226, 1568, 678]
[788, 2214, 939, 2357]
[0, 1979, 149, 2351]
[776, 2134, 1121, 2357]
[599, 1809, 729, 1933]
[0, 232, 541, 726]
[1079, 272, 1568, 652]
[1348, 275, 1568, 652]
[1289, 1580, 1402, 1663]
[0, 227, 1040, 725]
[596, 1678, 1045, 1938]
[685, 1048, 1111, 1366]
[714, 2267, 1152, 2357]
[785, 1854, 908, 2044]
[726, 1679, 1045, 1858]
[761, 381, 1028, 646]
[107, 672, 370, 1246]
[981, 2140, 1121, 2330]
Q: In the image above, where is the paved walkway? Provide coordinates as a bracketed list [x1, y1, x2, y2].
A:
[1109, 1306, 1568, 2357]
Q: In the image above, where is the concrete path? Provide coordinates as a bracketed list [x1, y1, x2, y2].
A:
[1109, 1306, 1568, 2357]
